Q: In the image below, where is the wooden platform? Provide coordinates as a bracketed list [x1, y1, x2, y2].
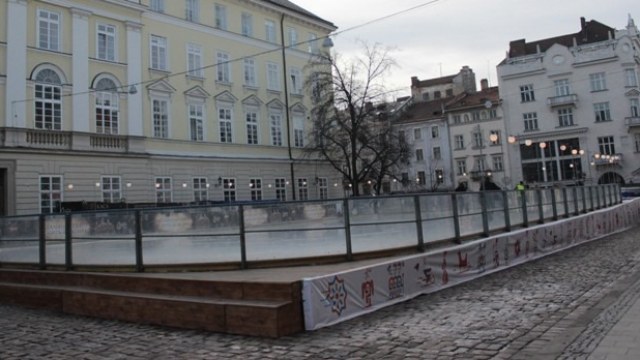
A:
[0, 269, 304, 338]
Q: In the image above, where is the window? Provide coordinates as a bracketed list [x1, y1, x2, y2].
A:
[193, 177, 207, 202]
[631, 98, 640, 118]
[472, 111, 481, 121]
[150, 0, 164, 12]
[293, 114, 304, 147]
[434, 91, 441, 99]
[270, 111, 283, 146]
[446, 89, 454, 97]
[246, 109, 259, 145]
[417, 171, 426, 185]
[413, 128, 421, 140]
[288, 27, 298, 47]
[101, 176, 121, 203]
[454, 135, 464, 149]
[189, 103, 204, 141]
[150, 35, 167, 70]
[422, 93, 430, 101]
[453, 115, 461, 124]
[492, 155, 503, 171]
[435, 169, 444, 184]
[214, 3, 226, 29]
[218, 105, 233, 143]
[635, 134, 640, 153]
[554, 79, 570, 96]
[34, 69, 62, 130]
[223, 178, 236, 202]
[590, 72, 607, 91]
[216, 51, 231, 83]
[241, 13, 252, 36]
[185, 0, 199, 22]
[307, 33, 318, 53]
[275, 178, 287, 201]
[473, 132, 483, 148]
[97, 24, 116, 61]
[290, 68, 302, 94]
[398, 130, 406, 142]
[475, 157, 486, 172]
[152, 99, 169, 138]
[243, 58, 257, 87]
[415, 149, 424, 161]
[318, 177, 328, 199]
[594, 102, 611, 122]
[265, 20, 276, 43]
[598, 136, 615, 155]
[456, 159, 466, 176]
[38, 9, 60, 51]
[523, 112, 538, 131]
[155, 177, 172, 203]
[520, 84, 535, 102]
[298, 178, 308, 200]
[250, 178, 262, 201]
[40, 176, 62, 213]
[557, 108, 574, 127]
[433, 147, 441, 160]
[95, 78, 119, 134]
[625, 69, 638, 87]
[267, 62, 280, 91]
[490, 130, 501, 145]
[187, 43, 203, 78]
[431, 126, 439, 138]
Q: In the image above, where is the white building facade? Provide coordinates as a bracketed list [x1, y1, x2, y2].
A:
[0, 0, 337, 215]
[498, 16, 640, 187]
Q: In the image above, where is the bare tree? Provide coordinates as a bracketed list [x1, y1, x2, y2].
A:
[305, 43, 410, 196]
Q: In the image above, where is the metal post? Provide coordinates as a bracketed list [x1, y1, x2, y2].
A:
[562, 187, 570, 218]
[414, 195, 425, 252]
[596, 186, 602, 209]
[536, 188, 544, 224]
[608, 184, 614, 206]
[134, 210, 143, 272]
[343, 198, 353, 261]
[38, 214, 46, 269]
[581, 186, 587, 213]
[550, 188, 558, 221]
[573, 187, 579, 216]
[480, 191, 489, 237]
[64, 213, 72, 271]
[452, 193, 461, 244]
[588, 186, 594, 211]
[521, 190, 529, 227]
[502, 191, 511, 232]
[239, 205, 248, 269]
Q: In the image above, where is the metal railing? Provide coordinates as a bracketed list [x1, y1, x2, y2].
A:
[0, 184, 621, 272]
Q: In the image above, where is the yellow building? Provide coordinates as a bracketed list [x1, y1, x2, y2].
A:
[0, 0, 337, 215]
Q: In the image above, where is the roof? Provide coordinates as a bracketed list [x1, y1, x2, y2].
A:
[446, 87, 500, 110]
[507, 17, 615, 58]
[394, 99, 448, 124]
[262, 0, 336, 28]
[411, 74, 457, 88]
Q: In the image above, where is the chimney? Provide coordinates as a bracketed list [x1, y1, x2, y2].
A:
[480, 79, 489, 91]
[411, 76, 419, 88]
[580, 17, 586, 30]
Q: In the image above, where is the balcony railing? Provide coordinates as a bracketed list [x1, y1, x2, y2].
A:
[546, 94, 578, 108]
[593, 153, 623, 166]
[624, 116, 640, 128]
[90, 134, 128, 152]
[26, 129, 72, 149]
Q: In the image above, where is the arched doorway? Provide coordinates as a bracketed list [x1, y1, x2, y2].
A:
[597, 172, 625, 185]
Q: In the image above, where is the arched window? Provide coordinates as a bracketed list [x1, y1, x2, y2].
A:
[34, 69, 62, 130]
[94, 78, 119, 134]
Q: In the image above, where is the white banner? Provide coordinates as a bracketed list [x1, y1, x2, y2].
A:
[302, 199, 640, 330]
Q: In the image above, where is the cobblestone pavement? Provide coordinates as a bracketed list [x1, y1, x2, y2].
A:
[2, 227, 640, 360]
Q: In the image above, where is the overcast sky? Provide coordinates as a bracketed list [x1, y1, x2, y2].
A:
[294, 0, 637, 99]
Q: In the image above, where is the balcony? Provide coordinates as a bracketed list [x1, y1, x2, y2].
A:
[1, 128, 131, 153]
[625, 116, 640, 128]
[546, 94, 578, 108]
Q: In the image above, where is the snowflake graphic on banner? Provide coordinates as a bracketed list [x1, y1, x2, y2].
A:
[325, 275, 348, 316]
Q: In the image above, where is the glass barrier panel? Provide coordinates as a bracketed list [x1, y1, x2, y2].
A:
[456, 192, 483, 238]
[350, 222, 418, 253]
[244, 201, 344, 232]
[485, 191, 506, 231]
[525, 190, 540, 223]
[0, 215, 40, 263]
[246, 228, 346, 261]
[349, 196, 416, 225]
[71, 211, 137, 266]
[142, 235, 242, 265]
[141, 206, 240, 236]
[506, 191, 524, 228]
[43, 214, 67, 265]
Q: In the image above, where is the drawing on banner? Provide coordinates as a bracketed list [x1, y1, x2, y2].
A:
[387, 261, 405, 299]
[441, 252, 449, 284]
[493, 239, 500, 268]
[514, 236, 521, 258]
[503, 238, 510, 266]
[457, 250, 469, 273]
[322, 275, 348, 316]
[477, 243, 487, 273]
[361, 269, 375, 308]
[415, 259, 435, 287]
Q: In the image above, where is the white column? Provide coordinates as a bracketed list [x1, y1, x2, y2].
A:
[126, 21, 143, 136]
[71, 8, 91, 132]
[5, 0, 28, 128]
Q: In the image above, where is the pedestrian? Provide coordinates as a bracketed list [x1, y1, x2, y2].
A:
[455, 182, 467, 192]
[515, 181, 526, 192]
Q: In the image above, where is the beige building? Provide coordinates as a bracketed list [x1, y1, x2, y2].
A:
[0, 0, 337, 215]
